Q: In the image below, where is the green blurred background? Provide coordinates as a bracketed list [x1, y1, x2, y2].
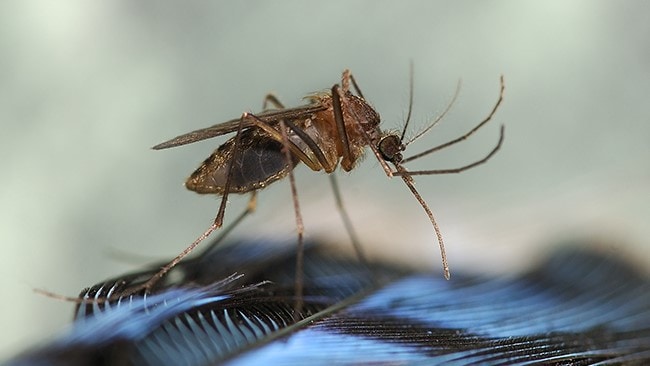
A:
[1, 1, 648, 359]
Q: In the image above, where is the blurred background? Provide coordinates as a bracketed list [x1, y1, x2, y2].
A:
[1, 0, 648, 359]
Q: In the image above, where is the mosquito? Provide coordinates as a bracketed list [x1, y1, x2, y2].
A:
[136, 69, 505, 303]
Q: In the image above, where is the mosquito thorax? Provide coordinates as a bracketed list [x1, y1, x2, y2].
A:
[343, 92, 381, 128]
[378, 134, 404, 163]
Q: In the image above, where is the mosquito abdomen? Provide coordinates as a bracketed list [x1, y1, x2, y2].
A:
[186, 129, 299, 194]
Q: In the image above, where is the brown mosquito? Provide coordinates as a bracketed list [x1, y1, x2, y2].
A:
[136, 69, 505, 303]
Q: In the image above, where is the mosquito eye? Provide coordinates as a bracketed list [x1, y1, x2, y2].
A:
[378, 135, 402, 162]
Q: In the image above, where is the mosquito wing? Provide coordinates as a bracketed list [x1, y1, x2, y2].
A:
[152, 104, 328, 150]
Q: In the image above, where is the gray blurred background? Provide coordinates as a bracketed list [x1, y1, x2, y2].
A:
[1, 1, 649, 359]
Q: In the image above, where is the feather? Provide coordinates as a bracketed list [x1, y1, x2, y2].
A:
[8, 240, 650, 365]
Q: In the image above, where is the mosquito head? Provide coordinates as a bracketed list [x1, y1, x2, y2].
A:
[378, 133, 405, 163]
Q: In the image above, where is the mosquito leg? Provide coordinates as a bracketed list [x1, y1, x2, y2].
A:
[113, 222, 220, 298]
[199, 191, 257, 256]
[263, 94, 285, 110]
[271, 120, 371, 273]
[129, 222, 218, 295]
[328, 174, 370, 268]
[261, 95, 325, 172]
[277, 119, 305, 321]
[395, 164, 450, 280]
[398, 125, 505, 176]
[282, 119, 333, 171]
[402, 76, 505, 163]
[118, 112, 250, 297]
[213, 112, 249, 227]
[244, 113, 323, 171]
[336, 83, 394, 177]
[332, 76, 395, 177]
[331, 84, 353, 167]
[346, 70, 365, 100]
